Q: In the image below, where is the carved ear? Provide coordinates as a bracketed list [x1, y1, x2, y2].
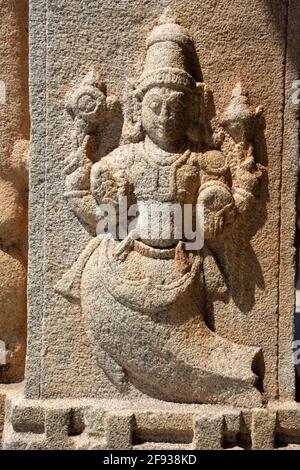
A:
[122, 80, 144, 143]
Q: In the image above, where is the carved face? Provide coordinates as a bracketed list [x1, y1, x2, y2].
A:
[141, 86, 192, 147]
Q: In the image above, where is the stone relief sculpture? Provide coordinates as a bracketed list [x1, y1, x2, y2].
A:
[56, 19, 264, 407]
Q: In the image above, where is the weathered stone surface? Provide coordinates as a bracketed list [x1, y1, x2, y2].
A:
[278, 0, 300, 399]
[251, 409, 276, 450]
[0, 383, 23, 446]
[4, 397, 300, 450]
[0, 390, 4, 444]
[0, 0, 29, 384]
[105, 412, 133, 450]
[193, 414, 224, 450]
[3, 0, 300, 450]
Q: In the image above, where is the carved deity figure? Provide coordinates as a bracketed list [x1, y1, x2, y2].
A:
[57, 20, 264, 407]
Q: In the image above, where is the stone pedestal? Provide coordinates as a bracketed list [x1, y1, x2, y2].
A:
[3, 397, 300, 450]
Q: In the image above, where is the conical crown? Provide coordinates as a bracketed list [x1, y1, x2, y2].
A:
[137, 21, 198, 93]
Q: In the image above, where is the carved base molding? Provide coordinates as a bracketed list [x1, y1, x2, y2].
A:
[2, 396, 300, 450]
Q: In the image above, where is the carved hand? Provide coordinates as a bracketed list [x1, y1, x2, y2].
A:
[198, 184, 235, 239]
[64, 135, 91, 176]
[235, 144, 261, 195]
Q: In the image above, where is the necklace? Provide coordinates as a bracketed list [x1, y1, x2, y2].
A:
[143, 136, 190, 167]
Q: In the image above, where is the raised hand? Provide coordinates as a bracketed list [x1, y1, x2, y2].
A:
[198, 184, 236, 240]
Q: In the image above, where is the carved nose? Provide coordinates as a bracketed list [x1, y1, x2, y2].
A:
[159, 103, 169, 124]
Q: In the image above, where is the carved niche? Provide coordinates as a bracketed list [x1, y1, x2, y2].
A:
[56, 18, 265, 408]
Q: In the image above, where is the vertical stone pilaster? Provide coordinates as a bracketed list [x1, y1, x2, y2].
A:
[0, 0, 29, 385]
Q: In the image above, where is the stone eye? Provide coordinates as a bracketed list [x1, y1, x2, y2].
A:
[168, 100, 184, 114]
[149, 100, 161, 114]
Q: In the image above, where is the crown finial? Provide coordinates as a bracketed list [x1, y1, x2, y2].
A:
[158, 6, 178, 25]
[220, 82, 263, 143]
